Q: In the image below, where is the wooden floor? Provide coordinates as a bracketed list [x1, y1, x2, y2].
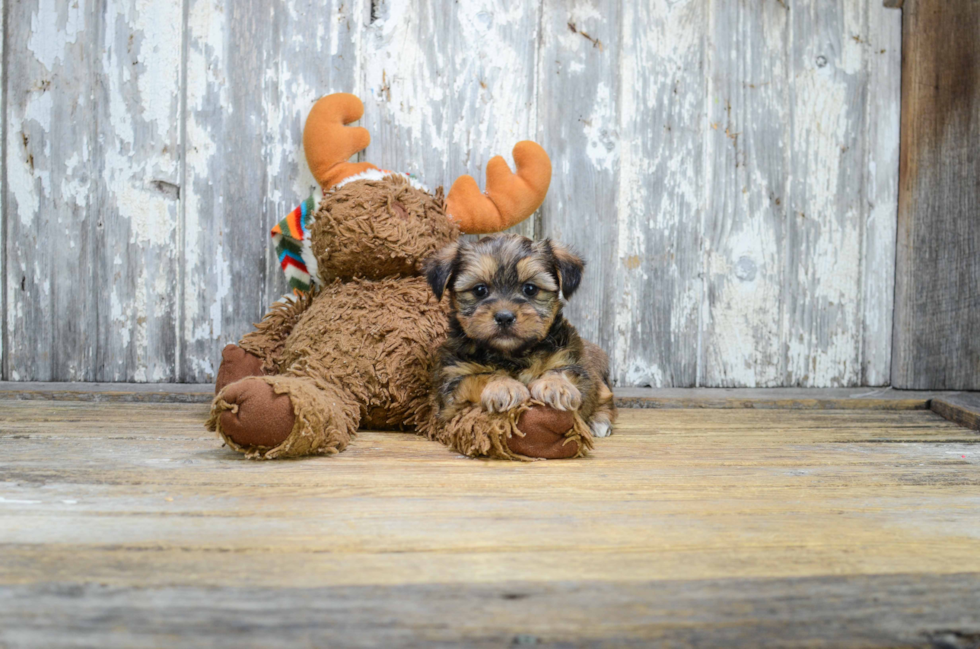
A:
[1, 399, 979, 647]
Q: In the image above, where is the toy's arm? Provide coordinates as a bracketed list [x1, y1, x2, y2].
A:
[238, 292, 315, 374]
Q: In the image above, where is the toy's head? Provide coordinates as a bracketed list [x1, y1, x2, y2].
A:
[273, 93, 553, 288]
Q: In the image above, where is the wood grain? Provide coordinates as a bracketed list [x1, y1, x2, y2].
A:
[537, 0, 622, 365]
[2, 1, 905, 386]
[1, 401, 979, 645]
[358, 0, 539, 239]
[932, 393, 980, 432]
[614, 0, 703, 388]
[892, 0, 980, 390]
[179, 0, 364, 383]
[701, 1, 789, 387]
[0, 0, 6, 374]
[3, 382, 978, 416]
[2, 575, 980, 648]
[4, 0, 184, 382]
[861, 3, 902, 386]
[5, 0, 102, 381]
[702, 1, 901, 388]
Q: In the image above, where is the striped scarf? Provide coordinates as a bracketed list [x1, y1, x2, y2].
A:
[271, 196, 318, 294]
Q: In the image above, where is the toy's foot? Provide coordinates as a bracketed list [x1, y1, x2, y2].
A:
[217, 378, 295, 448]
[215, 344, 265, 394]
[509, 406, 579, 459]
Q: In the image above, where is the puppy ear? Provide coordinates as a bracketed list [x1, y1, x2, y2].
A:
[548, 240, 585, 299]
[424, 241, 461, 301]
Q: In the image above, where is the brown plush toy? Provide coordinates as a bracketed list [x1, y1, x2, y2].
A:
[207, 93, 592, 460]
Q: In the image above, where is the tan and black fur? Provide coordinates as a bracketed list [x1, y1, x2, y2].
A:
[424, 234, 616, 438]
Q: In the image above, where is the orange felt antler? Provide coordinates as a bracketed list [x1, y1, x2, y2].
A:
[303, 93, 378, 189]
[446, 141, 552, 234]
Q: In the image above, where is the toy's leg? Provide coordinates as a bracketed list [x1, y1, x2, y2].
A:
[207, 375, 360, 460]
[425, 403, 593, 461]
[510, 406, 588, 459]
[214, 344, 265, 394]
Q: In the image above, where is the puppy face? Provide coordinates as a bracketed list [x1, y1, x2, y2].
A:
[425, 234, 585, 353]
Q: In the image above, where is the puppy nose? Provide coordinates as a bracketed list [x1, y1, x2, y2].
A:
[494, 310, 516, 327]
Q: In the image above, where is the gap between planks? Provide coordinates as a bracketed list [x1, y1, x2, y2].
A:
[0, 383, 978, 431]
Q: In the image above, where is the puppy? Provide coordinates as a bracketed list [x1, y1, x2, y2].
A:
[424, 234, 615, 438]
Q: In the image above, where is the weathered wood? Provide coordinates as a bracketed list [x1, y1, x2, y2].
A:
[861, 3, 902, 386]
[0, 381, 215, 403]
[1, 402, 979, 645]
[615, 0, 703, 387]
[5, 383, 977, 413]
[613, 386, 954, 411]
[0, 0, 6, 378]
[99, 0, 183, 382]
[536, 0, 621, 373]
[701, 1, 789, 387]
[931, 393, 980, 432]
[1, 574, 979, 648]
[703, 1, 899, 388]
[892, 0, 980, 390]
[5, 0, 102, 381]
[2, 0, 904, 386]
[179, 0, 363, 383]
[358, 0, 539, 239]
[5, 0, 183, 382]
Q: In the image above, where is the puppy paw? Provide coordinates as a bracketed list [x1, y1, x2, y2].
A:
[481, 378, 531, 413]
[590, 419, 613, 438]
[529, 374, 582, 411]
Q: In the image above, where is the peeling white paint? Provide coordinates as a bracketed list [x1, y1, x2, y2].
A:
[584, 81, 619, 172]
[5, 0, 902, 386]
[60, 151, 91, 208]
[129, 0, 182, 141]
[28, 0, 85, 72]
[6, 115, 41, 224]
[111, 290, 131, 348]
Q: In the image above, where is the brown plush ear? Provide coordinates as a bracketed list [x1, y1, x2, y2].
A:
[547, 240, 584, 299]
[446, 141, 552, 234]
[423, 241, 461, 301]
[303, 93, 379, 189]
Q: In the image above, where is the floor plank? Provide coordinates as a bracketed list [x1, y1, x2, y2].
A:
[0, 400, 978, 646]
[2, 382, 976, 412]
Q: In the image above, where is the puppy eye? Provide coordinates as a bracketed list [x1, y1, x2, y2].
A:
[472, 284, 489, 298]
[522, 283, 539, 297]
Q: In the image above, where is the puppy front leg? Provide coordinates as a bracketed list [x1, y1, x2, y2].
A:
[440, 372, 529, 415]
[481, 376, 531, 413]
[528, 371, 583, 412]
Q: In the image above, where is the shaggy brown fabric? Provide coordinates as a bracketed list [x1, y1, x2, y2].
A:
[208, 272, 452, 459]
[212, 378, 295, 447]
[511, 406, 580, 459]
[239, 292, 316, 374]
[310, 175, 458, 281]
[419, 400, 592, 461]
[279, 276, 451, 431]
[214, 344, 265, 394]
[208, 375, 358, 460]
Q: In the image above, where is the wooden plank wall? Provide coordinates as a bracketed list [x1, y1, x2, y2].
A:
[892, 0, 980, 391]
[2, 0, 902, 387]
